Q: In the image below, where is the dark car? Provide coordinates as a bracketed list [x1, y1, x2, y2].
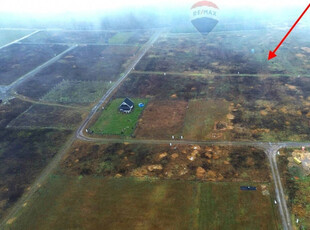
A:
[240, 186, 257, 191]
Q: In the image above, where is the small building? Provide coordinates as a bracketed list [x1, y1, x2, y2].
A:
[119, 98, 134, 113]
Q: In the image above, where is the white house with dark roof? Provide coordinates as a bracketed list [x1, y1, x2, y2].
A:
[119, 98, 134, 113]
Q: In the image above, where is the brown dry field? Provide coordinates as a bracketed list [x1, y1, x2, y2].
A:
[134, 100, 188, 139]
[60, 141, 271, 183]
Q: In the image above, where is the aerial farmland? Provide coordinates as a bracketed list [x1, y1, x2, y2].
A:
[1, 4, 310, 230]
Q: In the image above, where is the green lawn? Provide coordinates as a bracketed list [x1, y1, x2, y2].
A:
[5, 176, 281, 230]
[91, 98, 148, 135]
[108, 32, 133, 44]
[182, 99, 230, 140]
[198, 183, 281, 230]
[0, 30, 34, 47]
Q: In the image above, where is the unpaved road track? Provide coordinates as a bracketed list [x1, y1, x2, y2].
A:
[13, 92, 89, 111]
[0, 30, 40, 50]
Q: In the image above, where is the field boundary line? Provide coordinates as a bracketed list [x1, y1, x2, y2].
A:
[0, 30, 40, 50]
[5, 125, 75, 131]
[6, 104, 34, 129]
[13, 92, 89, 111]
[131, 70, 310, 78]
[19, 42, 140, 47]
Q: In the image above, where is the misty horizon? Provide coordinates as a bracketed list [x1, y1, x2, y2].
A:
[1, 4, 310, 31]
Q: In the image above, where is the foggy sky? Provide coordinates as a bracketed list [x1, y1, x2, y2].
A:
[0, 0, 309, 30]
[0, 0, 309, 14]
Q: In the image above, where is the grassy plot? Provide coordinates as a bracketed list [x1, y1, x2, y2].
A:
[20, 30, 116, 44]
[182, 99, 231, 140]
[20, 30, 152, 45]
[6, 176, 280, 230]
[91, 98, 148, 136]
[198, 183, 280, 230]
[102, 45, 139, 55]
[0, 129, 72, 220]
[0, 30, 34, 47]
[109, 32, 133, 44]
[8, 104, 83, 129]
[109, 30, 152, 45]
[42, 80, 112, 105]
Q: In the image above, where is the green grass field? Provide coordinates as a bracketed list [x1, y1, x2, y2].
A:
[0, 30, 34, 46]
[42, 80, 112, 105]
[182, 99, 230, 140]
[108, 32, 133, 44]
[197, 183, 280, 229]
[91, 98, 148, 135]
[5, 176, 281, 230]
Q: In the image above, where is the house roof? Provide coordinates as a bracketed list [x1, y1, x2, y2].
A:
[123, 97, 134, 107]
[120, 104, 131, 111]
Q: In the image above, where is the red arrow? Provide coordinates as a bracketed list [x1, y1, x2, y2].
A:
[268, 3, 310, 60]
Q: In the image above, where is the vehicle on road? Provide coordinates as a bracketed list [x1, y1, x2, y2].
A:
[240, 186, 257, 191]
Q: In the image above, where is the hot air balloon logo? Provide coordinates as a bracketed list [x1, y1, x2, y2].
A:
[190, 1, 219, 36]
